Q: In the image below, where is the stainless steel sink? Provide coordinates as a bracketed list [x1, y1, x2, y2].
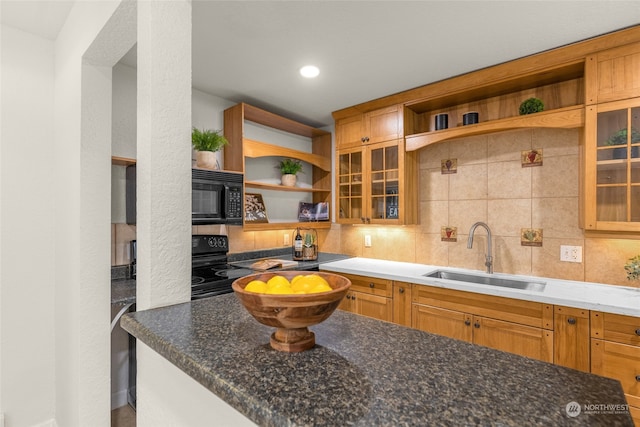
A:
[424, 270, 546, 292]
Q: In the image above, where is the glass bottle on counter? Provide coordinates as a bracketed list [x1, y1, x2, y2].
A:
[293, 229, 303, 260]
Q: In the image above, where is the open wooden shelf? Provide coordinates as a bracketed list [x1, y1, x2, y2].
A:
[224, 103, 333, 230]
[243, 221, 331, 231]
[406, 105, 585, 151]
[245, 181, 331, 192]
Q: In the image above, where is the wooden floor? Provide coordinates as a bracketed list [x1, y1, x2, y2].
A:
[111, 405, 136, 427]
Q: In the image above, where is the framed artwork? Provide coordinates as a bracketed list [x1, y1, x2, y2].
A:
[298, 202, 329, 221]
[244, 193, 269, 223]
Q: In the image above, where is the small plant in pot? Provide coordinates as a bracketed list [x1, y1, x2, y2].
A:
[606, 128, 640, 159]
[277, 158, 303, 187]
[192, 127, 229, 169]
[302, 231, 317, 260]
[519, 98, 544, 115]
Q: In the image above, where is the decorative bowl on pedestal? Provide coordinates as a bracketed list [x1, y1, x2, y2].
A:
[232, 271, 351, 352]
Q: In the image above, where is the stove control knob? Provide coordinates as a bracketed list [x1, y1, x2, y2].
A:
[218, 237, 226, 248]
[207, 237, 217, 247]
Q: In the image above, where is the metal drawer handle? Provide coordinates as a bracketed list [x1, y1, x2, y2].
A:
[567, 318, 576, 325]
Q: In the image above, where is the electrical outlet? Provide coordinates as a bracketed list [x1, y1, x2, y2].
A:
[560, 245, 583, 263]
[364, 235, 372, 247]
[283, 233, 290, 246]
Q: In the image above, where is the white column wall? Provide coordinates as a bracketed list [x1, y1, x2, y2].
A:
[53, 1, 132, 426]
[135, 0, 191, 311]
[0, 24, 56, 427]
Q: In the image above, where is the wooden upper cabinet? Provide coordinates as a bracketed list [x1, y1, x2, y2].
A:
[335, 105, 402, 149]
[586, 42, 640, 105]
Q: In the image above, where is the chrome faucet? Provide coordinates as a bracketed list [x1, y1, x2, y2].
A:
[467, 222, 493, 274]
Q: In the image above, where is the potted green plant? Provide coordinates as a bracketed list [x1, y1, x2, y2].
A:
[606, 128, 640, 159]
[192, 127, 229, 169]
[518, 98, 544, 115]
[302, 230, 317, 260]
[277, 158, 303, 187]
[624, 255, 640, 284]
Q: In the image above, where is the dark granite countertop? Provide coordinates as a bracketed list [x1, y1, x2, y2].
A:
[121, 293, 633, 427]
[111, 278, 136, 306]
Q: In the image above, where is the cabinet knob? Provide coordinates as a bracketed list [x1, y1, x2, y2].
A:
[361, 136, 370, 143]
[464, 319, 471, 326]
[398, 287, 405, 294]
[635, 328, 640, 336]
[474, 322, 480, 328]
[352, 294, 356, 300]
[636, 375, 640, 382]
[567, 318, 576, 325]
[369, 283, 375, 288]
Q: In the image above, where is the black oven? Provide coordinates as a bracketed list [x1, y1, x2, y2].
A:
[191, 235, 253, 299]
[192, 169, 243, 225]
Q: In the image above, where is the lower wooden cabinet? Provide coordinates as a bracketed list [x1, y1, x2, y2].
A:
[412, 303, 553, 362]
[591, 311, 640, 425]
[340, 291, 392, 322]
[554, 306, 590, 372]
[392, 282, 412, 327]
[411, 284, 554, 362]
[338, 273, 393, 322]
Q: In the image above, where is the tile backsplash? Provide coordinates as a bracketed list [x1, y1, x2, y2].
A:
[112, 127, 639, 288]
[338, 128, 640, 288]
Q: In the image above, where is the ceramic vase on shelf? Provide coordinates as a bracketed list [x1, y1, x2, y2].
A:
[281, 174, 297, 187]
[196, 151, 220, 170]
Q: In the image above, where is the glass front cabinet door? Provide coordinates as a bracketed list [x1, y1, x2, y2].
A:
[585, 98, 640, 231]
[337, 140, 405, 224]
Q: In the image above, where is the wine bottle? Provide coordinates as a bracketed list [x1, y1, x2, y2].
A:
[294, 229, 303, 259]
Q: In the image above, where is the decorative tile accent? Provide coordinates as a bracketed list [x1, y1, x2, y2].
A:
[521, 228, 543, 246]
[522, 148, 543, 167]
[441, 158, 457, 174]
[441, 226, 457, 242]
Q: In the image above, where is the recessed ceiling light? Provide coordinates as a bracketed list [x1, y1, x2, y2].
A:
[300, 65, 320, 78]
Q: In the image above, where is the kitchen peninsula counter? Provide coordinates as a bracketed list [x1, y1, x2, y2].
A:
[122, 293, 632, 426]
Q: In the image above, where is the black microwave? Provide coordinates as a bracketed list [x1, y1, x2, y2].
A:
[125, 166, 244, 225]
[192, 168, 243, 225]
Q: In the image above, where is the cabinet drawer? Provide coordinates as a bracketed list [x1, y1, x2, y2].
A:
[473, 317, 553, 363]
[412, 304, 473, 343]
[591, 311, 640, 346]
[340, 273, 392, 297]
[412, 285, 553, 329]
[591, 339, 640, 409]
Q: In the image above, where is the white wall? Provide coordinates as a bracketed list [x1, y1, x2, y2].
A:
[0, 24, 56, 427]
[52, 1, 133, 426]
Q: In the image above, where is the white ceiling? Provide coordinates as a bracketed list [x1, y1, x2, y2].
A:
[3, 1, 640, 127]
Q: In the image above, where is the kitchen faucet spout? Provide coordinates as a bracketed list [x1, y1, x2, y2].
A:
[467, 221, 493, 274]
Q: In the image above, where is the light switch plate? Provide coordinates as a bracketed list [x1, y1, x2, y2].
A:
[283, 233, 290, 246]
[560, 245, 582, 263]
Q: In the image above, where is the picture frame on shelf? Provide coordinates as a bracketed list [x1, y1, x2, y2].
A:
[298, 202, 329, 222]
[245, 193, 269, 223]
